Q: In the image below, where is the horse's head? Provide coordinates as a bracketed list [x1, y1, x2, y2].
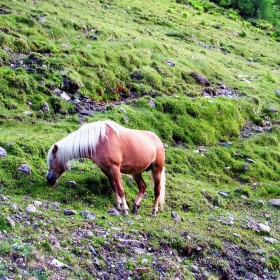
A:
[46, 144, 70, 186]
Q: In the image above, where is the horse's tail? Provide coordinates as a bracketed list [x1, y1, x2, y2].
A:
[159, 167, 166, 209]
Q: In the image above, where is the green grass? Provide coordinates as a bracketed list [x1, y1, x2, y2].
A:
[0, 0, 280, 279]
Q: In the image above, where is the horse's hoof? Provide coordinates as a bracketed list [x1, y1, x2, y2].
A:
[151, 209, 158, 217]
[123, 210, 129, 216]
[132, 204, 140, 214]
[115, 205, 122, 212]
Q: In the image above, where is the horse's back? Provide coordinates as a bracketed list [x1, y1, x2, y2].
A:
[94, 125, 164, 174]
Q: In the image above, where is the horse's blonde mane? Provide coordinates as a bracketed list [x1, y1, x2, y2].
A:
[47, 120, 125, 166]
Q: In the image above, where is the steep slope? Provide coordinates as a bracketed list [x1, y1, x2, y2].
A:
[0, 0, 279, 279]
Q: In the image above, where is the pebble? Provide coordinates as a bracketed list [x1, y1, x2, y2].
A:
[268, 199, 280, 207]
[107, 208, 120, 216]
[6, 217, 15, 228]
[33, 201, 43, 207]
[219, 191, 230, 197]
[18, 164, 31, 175]
[25, 204, 37, 213]
[80, 210, 96, 220]
[0, 147, 7, 157]
[50, 258, 68, 268]
[171, 211, 180, 221]
[49, 202, 60, 211]
[63, 209, 77, 215]
[89, 246, 97, 255]
[0, 195, 9, 201]
[264, 237, 277, 244]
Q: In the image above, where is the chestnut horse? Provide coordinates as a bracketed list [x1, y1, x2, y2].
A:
[46, 120, 165, 216]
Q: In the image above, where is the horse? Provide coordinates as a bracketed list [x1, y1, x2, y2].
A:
[46, 120, 166, 216]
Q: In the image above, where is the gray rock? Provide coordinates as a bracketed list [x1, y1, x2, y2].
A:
[243, 163, 249, 170]
[6, 216, 15, 228]
[18, 163, 31, 175]
[89, 245, 97, 255]
[264, 237, 277, 244]
[66, 180, 77, 187]
[219, 191, 230, 197]
[107, 208, 120, 216]
[63, 209, 77, 215]
[171, 211, 180, 221]
[0, 147, 7, 157]
[0, 195, 9, 201]
[147, 100, 155, 107]
[224, 141, 232, 147]
[33, 200, 43, 207]
[42, 102, 49, 112]
[50, 258, 69, 268]
[49, 202, 60, 211]
[25, 204, 37, 213]
[24, 111, 32, 116]
[268, 199, 280, 207]
[80, 210, 96, 220]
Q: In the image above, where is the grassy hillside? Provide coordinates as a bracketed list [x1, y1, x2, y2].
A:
[0, 0, 279, 279]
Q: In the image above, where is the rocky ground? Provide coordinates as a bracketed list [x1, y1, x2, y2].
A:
[0, 193, 279, 279]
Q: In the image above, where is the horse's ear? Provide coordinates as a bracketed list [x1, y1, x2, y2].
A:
[52, 144, 58, 154]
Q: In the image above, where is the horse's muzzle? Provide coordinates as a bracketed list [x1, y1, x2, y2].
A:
[46, 173, 57, 185]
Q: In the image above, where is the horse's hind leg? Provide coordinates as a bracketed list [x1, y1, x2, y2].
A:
[132, 173, 147, 214]
[151, 169, 162, 217]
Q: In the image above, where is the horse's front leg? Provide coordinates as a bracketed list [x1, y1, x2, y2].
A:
[114, 193, 122, 212]
[107, 166, 129, 216]
[132, 173, 147, 214]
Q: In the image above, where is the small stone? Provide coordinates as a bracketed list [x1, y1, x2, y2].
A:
[243, 164, 249, 170]
[246, 158, 255, 163]
[268, 199, 280, 207]
[258, 223, 270, 233]
[233, 233, 242, 238]
[41, 102, 49, 112]
[268, 106, 278, 114]
[33, 201, 43, 207]
[0, 146, 7, 157]
[166, 60, 175, 66]
[89, 246, 97, 255]
[171, 211, 180, 221]
[49, 202, 60, 211]
[66, 181, 77, 187]
[256, 249, 266, 255]
[0, 195, 9, 201]
[224, 141, 232, 147]
[63, 209, 77, 215]
[191, 265, 199, 272]
[107, 208, 120, 216]
[258, 200, 264, 206]
[25, 204, 37, 213]
[80, 210, 96, 220]
[219, 191, 230, 197]
[264, 237, 277, 244]
[147, 100, 155, 107]
[50, 258, 68, 268]
[60, 92, 71, 101]
[141, 258, 149, 264]
[18, 163, 31, 175]
[6, 216, 15, 228]
[24, 111, 32, 116]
